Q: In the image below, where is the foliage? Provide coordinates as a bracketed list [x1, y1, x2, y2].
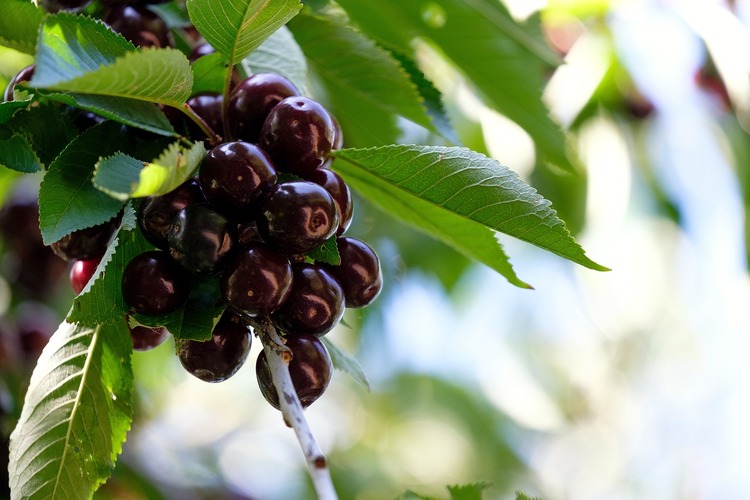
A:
[0, 0, 609, 497]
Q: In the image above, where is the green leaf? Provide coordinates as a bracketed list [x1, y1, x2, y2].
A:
[333, 0, 573, 170]
[290, 12, 442, 137]
[125, 140, 206, 198]
[447, 483, 490, 500]
[148, 2, 193, 29]
[0, 97, 32, 124]
[39, 91, 176, 136]
[332, 145, 608, 287]
[321, 337, 369, 391]
[93, 153, 146, 201]
[8, 318, 133, 499]
[32, 14, 192, 106]
[240, 26, 308, 93]
[134, 275, 225, 341]
[0, 0, 44, 54]
[515, 492, 543, 500]
[6, 102, 78, 165]
[69, 207, 154, 327]
[38, 121, 127, 245]
[191, 52, 226, 95]
[0, 134, 41, 173]
[307, 236, 340, 265]
[187, 0, 302, 65]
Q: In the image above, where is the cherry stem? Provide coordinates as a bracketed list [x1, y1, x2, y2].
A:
[177, 102, 222, 147]
[249, 317, 338, 500]
[221, 62, 234, 141]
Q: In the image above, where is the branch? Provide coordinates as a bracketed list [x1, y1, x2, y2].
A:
[176, 102, 222, 147]
[248, 317, 338, 500]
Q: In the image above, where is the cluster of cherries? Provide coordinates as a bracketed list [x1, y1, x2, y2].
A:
[8, 0, 383, 411]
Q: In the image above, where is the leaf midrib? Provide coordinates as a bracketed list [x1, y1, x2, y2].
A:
[51, 324, 102, 500]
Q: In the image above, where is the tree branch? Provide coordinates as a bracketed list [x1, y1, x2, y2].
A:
[248, 317, 338, 500]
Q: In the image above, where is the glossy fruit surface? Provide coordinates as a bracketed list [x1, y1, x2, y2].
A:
[70, 257, 102, 295]
[167, 204, 235, 275]
[272, 263, 344, 337]
[138, 178, 206, 250]
[227, 74, 299, 143]
[259, 96, 335, 176]
[221, 242, 293, 317]
[199, 142, 277, 219]
[256, 334, 332, 410]
[257, 181, 339, 255]
[305, 169, 353, 236]
[3, 65, 35, 102]
[122, 251, 189, 316]
[186, 93, 223, 140]
[105, 5, 173, 48]
[325, 237, 382, 308]
[129, 324, 169, 351]
[50, 216, 120, 261]
[177, 310, 251, 382]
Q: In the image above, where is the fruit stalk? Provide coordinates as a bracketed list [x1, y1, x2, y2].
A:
[249, 316, 338, 500]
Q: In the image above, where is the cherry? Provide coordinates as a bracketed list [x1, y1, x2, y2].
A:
[138, 178, 206, 250]
[50, 215, 120, 261]
[15, 302, 59, 362]
[122, 251, 190, 316]
[188, 42, 215, 63]
[236, 221, 263, 247]
[167, 204, 236, 275]
[304, 169, 353, 236]
[3, 65, 35, 102]
[70, 256, 103, 295]
[198, 142, 277, 220]
[227, 74, 299, 143]
[259, 96, 335, 176]
[332, 116, 344, 150]
[272, 263, 344, 337]
[105, 5, 173, 48]
[256, 181, 339, 255]
[221, 242, 293, 317]
[129, 323, 169, 351]
[325, 237, 382, 308]
[186, 93, 223, 141]
[177, 310, 251, 382]
[256, 334, 332, 410]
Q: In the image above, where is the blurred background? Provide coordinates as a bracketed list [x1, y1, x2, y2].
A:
[3, 0, 750, 498]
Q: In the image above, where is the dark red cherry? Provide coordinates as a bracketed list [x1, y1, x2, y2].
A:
[105, 5, 174, 48]
[129, 323, 170, 351]
[257, 181, 339, 255]
[331, 115, 343, 150]
[167, 204, 236, 275]
[259, 96, 335, 176]
[3, 65, 35, 102]
[221, 242, 293, 317]
[186, 93, 223, 141]
[122, 251, 190, 316]
[325, 237, 382, 308]
[188, 42, 215, 63]
[256, 334, 332, 410]
[199, 142, 277, 220]
[70, 256, 103, 295]
[137, 178, 206, 250]
[272, 263, 344, 337]
[50, 215, 120, 261]
[304, 169, 353, 236]
[236, 221, 262, 247]
[177, 310, 251, 382]
[227, 74, 299, 143]
[16, 302, 59, 362]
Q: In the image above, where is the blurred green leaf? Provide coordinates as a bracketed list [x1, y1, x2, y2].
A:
[0, 0, 44, 54]
[191, 52, 226, 95]
[0, 134, 40, 173]
[515, 491, 543, 500]
[322, 337, 369, 391]
[38, 121, 127, 245]
[334, 0, 573, 170]
[447, 483, 490, 500]
[0, 98, 31, 124]
[8, 318, 133, 499]
[241, 26, 308, 93]
[290, 12, 447, 138]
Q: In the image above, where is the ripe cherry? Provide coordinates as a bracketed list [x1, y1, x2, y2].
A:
[121, 251, 190, 316]
[227, 73, 299, 143]
[50, 215, 120, 261]
[259, 96, 335, 176]
[186, 93, 223, 141]
[257, 181, 339, 255]
[138, 178, 206, 250]
[129, 323, 170, 351]
[3, 65, 35, 102]
[272, 263, 345, 337]
[304, 169, 353, 236]
[325, 237, 382, 308]
[177, 310, 251, 382]
[167, 204, 236, 275]
[256, 334, 332, 410]
[70, 256, 103, 295]
[105, 5, 174, 48]
[221, 242, 293, 317]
